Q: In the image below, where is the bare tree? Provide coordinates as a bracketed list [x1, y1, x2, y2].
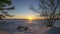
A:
[0, 0, 15, 19]
[30, 0, 60, 27]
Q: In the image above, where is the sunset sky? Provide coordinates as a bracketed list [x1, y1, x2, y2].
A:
[6, 0, 41, 19]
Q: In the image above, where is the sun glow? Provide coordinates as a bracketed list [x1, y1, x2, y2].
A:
[27, 16, 34, 20]
[26, 16, 34, 23]
[29, 17, 33, 20]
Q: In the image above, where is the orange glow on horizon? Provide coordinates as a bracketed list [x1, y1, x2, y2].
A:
[27, 16, 32, 23]
[26, 16, 34, 23]
[25, 16, 35, 20]
[5, 16, 44, 19]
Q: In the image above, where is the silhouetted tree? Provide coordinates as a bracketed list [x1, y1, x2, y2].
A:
[30, 0, 60, 27]
[0, 0, 14, 19]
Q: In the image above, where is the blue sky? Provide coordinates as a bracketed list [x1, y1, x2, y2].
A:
[9, 0, 39, 17]
[4, 0, 43, 19]
[6, 0, 60, 19]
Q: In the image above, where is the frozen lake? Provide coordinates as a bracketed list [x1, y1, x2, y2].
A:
[0, 19, 60, 34]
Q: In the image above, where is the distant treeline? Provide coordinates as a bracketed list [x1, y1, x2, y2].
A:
[0, 18, 60, 20]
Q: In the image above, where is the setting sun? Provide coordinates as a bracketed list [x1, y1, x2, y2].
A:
[26, 16, 34, 20]
[27, 16, 33, 23]
[29, 17, 33, 20]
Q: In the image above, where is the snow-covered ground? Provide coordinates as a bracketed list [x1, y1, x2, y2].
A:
[0, 20, 60, 34]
